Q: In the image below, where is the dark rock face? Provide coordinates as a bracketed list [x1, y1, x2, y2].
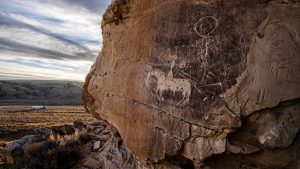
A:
[149, 3, 256, 110]
[83, 0, 300, 168]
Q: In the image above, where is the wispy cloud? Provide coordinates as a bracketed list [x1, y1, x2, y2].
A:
[0, 54, 93, 81]
[0, 0, 111, 81]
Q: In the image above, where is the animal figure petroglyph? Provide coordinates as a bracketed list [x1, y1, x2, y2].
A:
[147, 69, 191, 106]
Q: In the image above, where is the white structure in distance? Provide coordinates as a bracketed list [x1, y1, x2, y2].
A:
[31, 105, 47, 110]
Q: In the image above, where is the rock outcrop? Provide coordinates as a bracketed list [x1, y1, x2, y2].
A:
[83, 0, 300, 168]
[5, 121, 134, 169]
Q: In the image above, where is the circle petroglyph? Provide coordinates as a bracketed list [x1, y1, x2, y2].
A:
[194, 16, 218, 37]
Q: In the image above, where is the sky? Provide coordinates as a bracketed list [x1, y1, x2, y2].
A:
[0, 0, 111, 81]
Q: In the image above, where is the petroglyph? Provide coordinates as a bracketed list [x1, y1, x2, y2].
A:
[195, 38, 212, 82]
[146, 16, 225, 105]
[193, 17, 219, 83]
[146, 69, 191, 106]
[147, 53, 192, 106]
[194, 16, 218, 38]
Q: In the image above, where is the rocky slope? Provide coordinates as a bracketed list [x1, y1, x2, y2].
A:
[4, 121, 105, 169]
[0, 80, 83, 105]
[83, 0, 300, 168]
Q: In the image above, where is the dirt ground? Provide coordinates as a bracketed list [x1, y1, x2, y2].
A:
[0, 105, 96, 141]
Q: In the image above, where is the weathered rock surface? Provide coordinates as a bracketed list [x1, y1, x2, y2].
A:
[83, 0, 300, 168]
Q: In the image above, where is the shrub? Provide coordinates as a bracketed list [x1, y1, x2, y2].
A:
[0, 142, 13, 169]
[9, 133, 85, 169]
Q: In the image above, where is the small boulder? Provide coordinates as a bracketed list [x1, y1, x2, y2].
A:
[93, 141, 101, 151]
[51, 125, 75, 136]
[8, 140, 24, 157]
[33, 128, 53, 137]
[8, 135, 43, 156]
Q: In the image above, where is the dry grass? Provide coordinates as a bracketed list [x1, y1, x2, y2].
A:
[0, 141, 12, 169]
[0, 105, 96, 168]
[0, 105, 96, 140]
[6, 132, 87, 169]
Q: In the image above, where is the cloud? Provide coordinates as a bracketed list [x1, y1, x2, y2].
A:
[0, 0, 111, 81]
[56, 0, 111, 14]
[0, 17, 96, 61]
[0, 38, 94, 60]
[0, 4, 99, 61]
[0, 55, 93, 81]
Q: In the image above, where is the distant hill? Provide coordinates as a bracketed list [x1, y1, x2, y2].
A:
[0, 80, 84, 105]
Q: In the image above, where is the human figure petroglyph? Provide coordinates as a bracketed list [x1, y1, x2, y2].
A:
[194, 16, 218, 38]
[194, 16, 218, 83]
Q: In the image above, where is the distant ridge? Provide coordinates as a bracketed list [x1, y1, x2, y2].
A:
[0, 80, 83, 105]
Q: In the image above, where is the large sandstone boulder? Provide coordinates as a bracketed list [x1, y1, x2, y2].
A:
[83, 0, 300, 168]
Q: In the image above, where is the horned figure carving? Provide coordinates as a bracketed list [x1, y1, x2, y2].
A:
[147, 58, 191, 106]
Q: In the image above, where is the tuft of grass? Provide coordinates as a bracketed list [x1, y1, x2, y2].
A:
[0, 141, 13, 169]
[6, 130, 88, 169]
[24, 138, 83, 169]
